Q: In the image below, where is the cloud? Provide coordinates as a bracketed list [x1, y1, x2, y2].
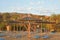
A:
[30, 2, 34, 5]
[6, 6, 60, 15]
[9, 7, 33, 13]
[37, 1, 41, 4]
[30, 1, 41, 6]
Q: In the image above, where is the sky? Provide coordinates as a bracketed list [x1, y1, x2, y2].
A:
[0, 0, 60, 16]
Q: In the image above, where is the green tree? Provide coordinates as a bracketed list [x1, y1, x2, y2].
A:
[2, 12, 10, 21]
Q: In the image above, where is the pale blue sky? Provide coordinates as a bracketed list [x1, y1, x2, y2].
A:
[0, 0, 60, 15]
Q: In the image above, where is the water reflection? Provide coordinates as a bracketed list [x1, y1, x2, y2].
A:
[0, 31, 60, 40]
[0, 38, 5, 40]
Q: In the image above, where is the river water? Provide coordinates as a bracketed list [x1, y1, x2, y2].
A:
[0, 31, 60, 40]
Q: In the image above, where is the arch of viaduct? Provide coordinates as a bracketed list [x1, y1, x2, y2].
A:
[5, 17, 56, 32]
